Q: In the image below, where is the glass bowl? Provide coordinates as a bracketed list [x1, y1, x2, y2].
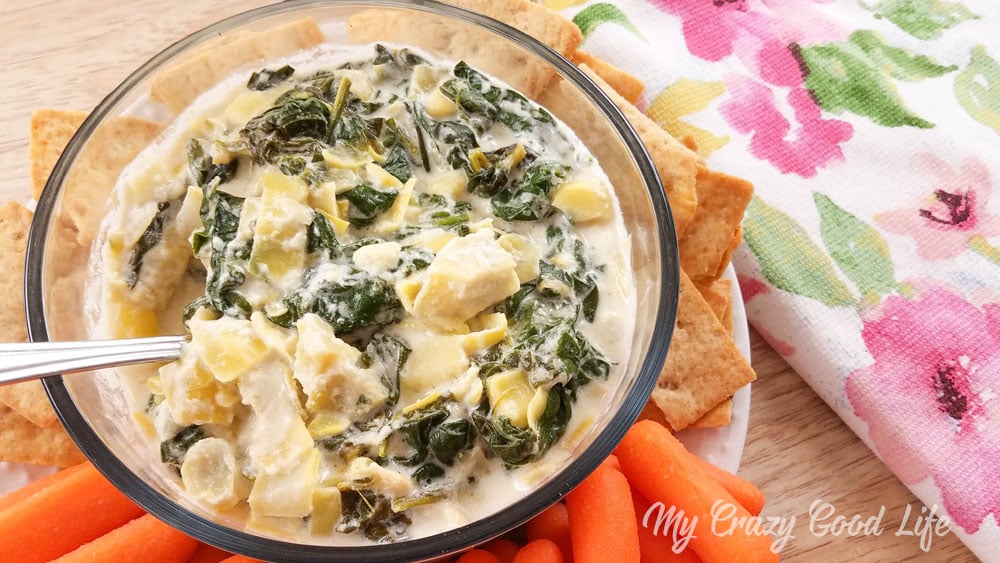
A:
[24, 1, 679, 561]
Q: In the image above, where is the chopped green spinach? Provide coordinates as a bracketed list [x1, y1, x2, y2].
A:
[247, 65, 295, 91]
[160, 425, 206, 470]
[338, 489, 411, 543]
[124, 201, 172, 289]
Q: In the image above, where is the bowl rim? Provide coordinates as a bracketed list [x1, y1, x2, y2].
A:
[24, 0, 680, 560]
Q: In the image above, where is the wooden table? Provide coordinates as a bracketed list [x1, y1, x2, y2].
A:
[0, 1, 978, 561]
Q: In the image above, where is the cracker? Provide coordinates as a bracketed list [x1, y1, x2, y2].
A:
[696, 278, 734, 337]
[689, 400, 732, 428]
[679, 167, 754, 283]
[688, 278, 735, 428]
[0, 202, 61, 428]
[571, 51, 644, 104]
[0, 405, 84, 467]
[0, 202, 32, 344]
[651, 271, 755, 431]
[440, 0, 582, 56]
[30, 110, 163, 279]
[149, 17, 324, 114]
[29, 110, 88, 200]
[579, 65, 701, 237]
[347, 1, 580, 99]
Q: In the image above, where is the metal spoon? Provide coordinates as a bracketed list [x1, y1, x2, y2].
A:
[0, 336, 186, 386]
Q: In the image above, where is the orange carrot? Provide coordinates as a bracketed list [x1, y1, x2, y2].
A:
[0, 462, 88, 513]
[525, 502, 572, 561]
[54, 513, 198, 563]
[456, 549, 502, 563]
[187, 542, 233, 563]
[615, 421, 777, 563]
[689, 454, 766, 516]
[631, 490, 702, 563]
[602, 454, 621, 471]
[565, 462, 640, 563]
[482, 538, 521, 563]
[0, 462, 146, 562]
[513, 539, 565, 563]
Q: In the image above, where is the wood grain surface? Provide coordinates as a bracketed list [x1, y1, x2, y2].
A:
[0, 1, 978, 560]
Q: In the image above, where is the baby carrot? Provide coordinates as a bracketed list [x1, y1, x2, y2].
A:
[187, 542, 233, 563]
[689, 455, 766, 516]
[0, 462, 145, 562]
[0, 462, 88, 513]
[456, 549, 502, 563]
[632, 490, 702, 563]
[218, 556, 266, 563]
[513, 539, 565, 563]
[565, 462, 640, 563]
[53, 513, 198, 563]
[525, 502, 572, 561]
[601, 454, 621, 471]
[482, 538, 521, 563]
[615, 421, 777, 563]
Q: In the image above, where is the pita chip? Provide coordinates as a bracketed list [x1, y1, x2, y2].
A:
[348, 1, 579, 98]
[150, 17, 324, 114]
[0, 405, 85, 467]
[0, 202, 61, 429]
[572, 51, 644, 105]
[651, 271, 755, 431]
[679, 167, 754, 283]
[579, 65, 701, 237]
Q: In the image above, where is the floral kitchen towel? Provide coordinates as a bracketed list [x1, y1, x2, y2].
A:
[544, 0, 1000, 559]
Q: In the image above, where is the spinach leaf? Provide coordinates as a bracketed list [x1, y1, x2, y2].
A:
[341, 182, 399, 227]
[472, 412, 536, 466]
[338, 489, 411, 543]
[429, 419, 475, 466]
[491, 161, 569, 222]
[394, 405, 449, 466]
[311, 275, 403, 334]
[160, 425, 205, 470]
[191, 182, 252, 318]
[412, 463, 445, 485]
[381, 144, 412, 183]
[241, 90, 330, 164]
[364, 334, 410, 408]
[124, 201, 172, 289]
[247, 65, 295, 91]
[372, 44, 396, 66]
[394, 245, 433, 276]
[187, 139, 238, 189]
[306, 211, 342, 257]
[535, 384, 572, 454]
[410, 103, 479, 153]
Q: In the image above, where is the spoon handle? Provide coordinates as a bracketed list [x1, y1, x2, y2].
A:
[0, 336, 186, 386]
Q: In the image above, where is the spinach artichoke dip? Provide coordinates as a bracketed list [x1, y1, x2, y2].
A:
[95, 44, 636, 543]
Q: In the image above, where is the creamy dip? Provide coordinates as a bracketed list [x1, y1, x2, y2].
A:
[92, 43, 635, 543]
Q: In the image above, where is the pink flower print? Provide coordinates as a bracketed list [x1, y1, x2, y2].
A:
[720, 74, 853, 177]
[846, 287, 1000, 534]
[651, 0, 845, 68]
[877, 155, 1000, 260]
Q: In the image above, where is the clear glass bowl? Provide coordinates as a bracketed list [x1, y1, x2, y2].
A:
[24, 1, 679, 561]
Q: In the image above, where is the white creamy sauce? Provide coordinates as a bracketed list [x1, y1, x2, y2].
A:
[88, 43, 636, 544]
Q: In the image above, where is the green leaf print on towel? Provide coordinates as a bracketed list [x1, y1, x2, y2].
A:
[955, 46, 1000, 135]
[744, 196, 857, 307]
[795, 30, 957, 128]
[860, 0, 979, 40]
[815, 193, 898, 303]
[572, 3, 643, 40]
